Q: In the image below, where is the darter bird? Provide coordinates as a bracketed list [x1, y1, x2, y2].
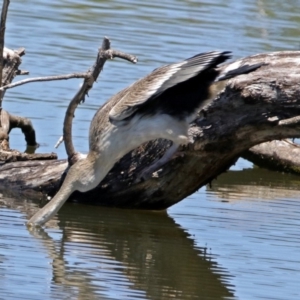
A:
[28, 51, 262, 226]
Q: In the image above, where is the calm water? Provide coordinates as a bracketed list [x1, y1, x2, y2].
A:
[1, 0, 300, 299]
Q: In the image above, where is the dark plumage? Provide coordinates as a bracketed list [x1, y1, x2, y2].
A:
[108, 51, 261, 124]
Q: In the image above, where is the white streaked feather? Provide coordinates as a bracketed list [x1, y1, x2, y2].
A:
[219, 60, 243, 75]
[109, 62, 183, 121]
[108, 51, 228, 122]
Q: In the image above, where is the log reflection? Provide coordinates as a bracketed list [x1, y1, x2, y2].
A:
[208, 167, 300, 201]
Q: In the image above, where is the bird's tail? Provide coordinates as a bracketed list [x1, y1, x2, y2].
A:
[216, 61, 264, 82]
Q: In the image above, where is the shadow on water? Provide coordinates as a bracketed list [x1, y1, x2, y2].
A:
[208, 166, 300, 201]
[27, 205, 235, 299]
[2, 0, 300, 298]
[169, 166, 300, 299]
[2, 166, 300, 299]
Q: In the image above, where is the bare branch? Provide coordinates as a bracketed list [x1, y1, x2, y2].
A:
[102, 49, 138, 63]
[0, 72, 89, 91]
[16, 70, 29, 75]
[0, 108, 40, 154]
[9, 113, 39, 152]
[1, 48, 24, 97]
[278, 116, 300, 126]
[54, 136, 63, 149]
[63, 37, 138, 164]
[0, 0, 10, 104]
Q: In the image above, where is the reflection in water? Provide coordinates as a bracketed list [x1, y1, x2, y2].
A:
[1, 0, 300, 299]
[169, 165, 300, 300]
[45, 205, 233, 299]
[208, 167, 300, 201]
[29, 205, 234, 299]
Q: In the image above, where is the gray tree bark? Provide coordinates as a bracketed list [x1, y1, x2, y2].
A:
[243, 139, 300, 174]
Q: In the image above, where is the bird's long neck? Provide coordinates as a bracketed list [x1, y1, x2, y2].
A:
[27, 178, 74, 227]
[28, 149, 117, 227]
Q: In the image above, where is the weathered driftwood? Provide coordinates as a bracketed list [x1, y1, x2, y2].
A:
[0, 47, 25, 95]
[0, 108, 41, 152]
[1, 51, 300, 209]
[0, 0, 10, 105]
[0, 47, 42, 154]
[243, 139, 300, 174]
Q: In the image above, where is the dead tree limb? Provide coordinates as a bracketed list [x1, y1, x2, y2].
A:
[1, 50, 300, 209]
[0, 2, 52, 160]
[242, 140, 300, 175]
[8, 112, 40, 152]
[63, 37, 137, 165]
[1, 47, 28, 86]
[0, 48, 40, 154]
[0, 0, 10, 104]
[0, 107, 40, 154]
[0, 72, 89, 91]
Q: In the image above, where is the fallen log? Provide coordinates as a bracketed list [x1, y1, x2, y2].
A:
[1, 50, 300, 210]
[242, 139, 300, 175]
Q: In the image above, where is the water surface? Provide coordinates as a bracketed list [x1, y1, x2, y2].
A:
[1, 0, 300, 299]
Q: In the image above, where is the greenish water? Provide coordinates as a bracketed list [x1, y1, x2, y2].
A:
[0, 0, 300, 299]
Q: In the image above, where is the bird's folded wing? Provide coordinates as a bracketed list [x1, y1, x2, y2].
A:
[109, 51, 231, 122]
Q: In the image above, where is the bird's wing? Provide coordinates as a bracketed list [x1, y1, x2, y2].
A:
[109, 51, 231, 122]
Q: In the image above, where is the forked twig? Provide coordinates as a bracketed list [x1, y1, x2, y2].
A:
[62, 37, 137, 164]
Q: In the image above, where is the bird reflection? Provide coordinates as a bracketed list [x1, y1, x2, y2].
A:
[29, 203, 235, 300]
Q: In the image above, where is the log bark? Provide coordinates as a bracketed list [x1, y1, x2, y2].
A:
[2, 51, 300, 209]
[0, 108, 41, 153]
[0, 47, 41, 154]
